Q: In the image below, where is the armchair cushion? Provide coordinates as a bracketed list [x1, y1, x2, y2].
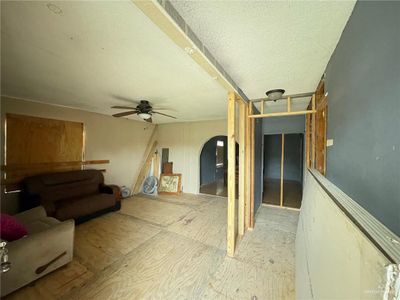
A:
[0, 213, 28, 242]
[0, 206, 74, 297]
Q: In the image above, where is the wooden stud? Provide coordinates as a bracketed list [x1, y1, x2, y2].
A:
[153, 152, 160, 179]
[249, 103, 255, 229]
[305, 115, 311, 169]
[132, 141, 158, 194]
[312, 94, 316, 111]
[248, 110, 316, 119]
[131, 126, 157, 192]
[280, 134, 285, 207]
[311, 96, 316, 169]
[227, 92, 237, 257]
[238, 101, 246, 236]
[1, 160, 109, 171]
[244, 103, 251, 230]
[260, 100, 264, 115]
[287, 96, 291, 112]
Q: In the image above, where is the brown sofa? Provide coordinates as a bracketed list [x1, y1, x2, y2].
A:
[21, 170, 120, 223]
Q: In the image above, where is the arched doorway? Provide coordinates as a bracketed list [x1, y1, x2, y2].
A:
[199, 136, 238, 197]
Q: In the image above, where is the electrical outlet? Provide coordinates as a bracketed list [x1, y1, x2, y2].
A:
[327, 139, 334, 147]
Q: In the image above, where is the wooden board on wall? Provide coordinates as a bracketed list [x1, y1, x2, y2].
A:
[314, 82, 327, 175]
[4, 114, 84, 190]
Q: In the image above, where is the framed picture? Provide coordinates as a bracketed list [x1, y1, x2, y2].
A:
[158, 173, 182, 194]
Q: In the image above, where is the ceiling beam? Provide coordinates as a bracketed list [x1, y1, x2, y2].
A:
[132, 0, 248, 103]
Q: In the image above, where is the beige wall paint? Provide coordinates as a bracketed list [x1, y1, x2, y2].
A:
[296, 171, 391, 299]
[156, 120, 227, 194]
[1, 97, 154, 213]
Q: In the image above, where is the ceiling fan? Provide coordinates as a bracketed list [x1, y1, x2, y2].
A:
[111, 100, 176, 123]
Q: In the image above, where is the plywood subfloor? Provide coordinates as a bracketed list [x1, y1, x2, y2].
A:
[6, 193, 298, 300]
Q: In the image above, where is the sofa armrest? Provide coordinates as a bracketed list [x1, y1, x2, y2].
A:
[14, 206, 47, 224]
[100, 184, 121, 201]
[2, 219, 75, 297]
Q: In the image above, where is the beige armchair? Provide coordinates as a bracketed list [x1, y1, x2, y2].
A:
[0, 206, 74, 297]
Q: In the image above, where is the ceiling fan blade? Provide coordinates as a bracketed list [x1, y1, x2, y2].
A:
[111, 106, 137, 110]
[145, 117, 153, 123]
[153, 111, 177, 119]
[111, 95, 141, 105]
[112, 111, 137, 117]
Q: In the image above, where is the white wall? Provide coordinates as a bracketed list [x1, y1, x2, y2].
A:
[1, 97, 154, 213]
[156, 120, 226, 194]
[296, 171, 392, 299]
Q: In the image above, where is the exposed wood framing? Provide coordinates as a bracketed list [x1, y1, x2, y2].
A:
[1, 160, 109, 171]
[238, 101, 246, 236]
[227, 92, 237, 257]
[249, 103, 255, 229]
[249, 109, 316, 119]
[132, 127, 158, 194]
[280, 134, 285, 207]
[153, 152, 160, 179]
[260, 100, 264, 114]
[248, 93, 316, 119]
[311, 94, 316, 168]
[305, 114, 311, 169]
[244, 103, 252, 230]
[132, 141, 158, 194]
[132, 0, 254, 257]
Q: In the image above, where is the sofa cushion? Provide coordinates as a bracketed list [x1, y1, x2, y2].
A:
[0, 213, 28, 241]
[54, 194, 116, 221]
[23, 217, 60, 234]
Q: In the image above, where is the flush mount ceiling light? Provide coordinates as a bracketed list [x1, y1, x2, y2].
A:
[266, 89, 285, 102]
[138, 112, 152, 120]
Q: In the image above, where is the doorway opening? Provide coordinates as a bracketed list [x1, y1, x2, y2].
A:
[199, 136, 238, 197]
[263, 133, 304, 209]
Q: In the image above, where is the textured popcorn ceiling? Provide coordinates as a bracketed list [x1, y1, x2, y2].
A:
[1, 1, 356, 121]
[171, 0, 356, 101]
[1, 1, 227, 123]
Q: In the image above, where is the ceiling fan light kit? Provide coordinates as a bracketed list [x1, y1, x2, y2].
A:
[111, 99, 177, 123]
[138, 112, 152, 120]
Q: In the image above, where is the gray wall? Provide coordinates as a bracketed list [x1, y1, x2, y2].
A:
[264, 135, 282, 180]
[325, 1, 400, 235]
[264, 134, 303, 182]
[200, 136, 227, 186]
[284, 134, 303, 183]
[254, 117, 263, 214]
[263, 115, 305, 135]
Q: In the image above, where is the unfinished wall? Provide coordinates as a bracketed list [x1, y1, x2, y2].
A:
[263, 116, 305, 135]
[324, 1, 400, 235]
[253, 117, 263, 214]
[156, 119, 226, 194]
[263, 135, 281, 180]
[296, 171, 391, 299]
[1, 97, 154, 213]
[283, 134, 303, 183]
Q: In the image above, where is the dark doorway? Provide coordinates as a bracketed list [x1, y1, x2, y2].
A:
[199, 136, 228, 197]
[263, 133, 304, 208]
[199, 136, 239, 197]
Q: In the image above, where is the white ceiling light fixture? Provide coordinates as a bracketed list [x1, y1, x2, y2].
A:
[138, 112, 152, 120]
[266, 89, 285, 102]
